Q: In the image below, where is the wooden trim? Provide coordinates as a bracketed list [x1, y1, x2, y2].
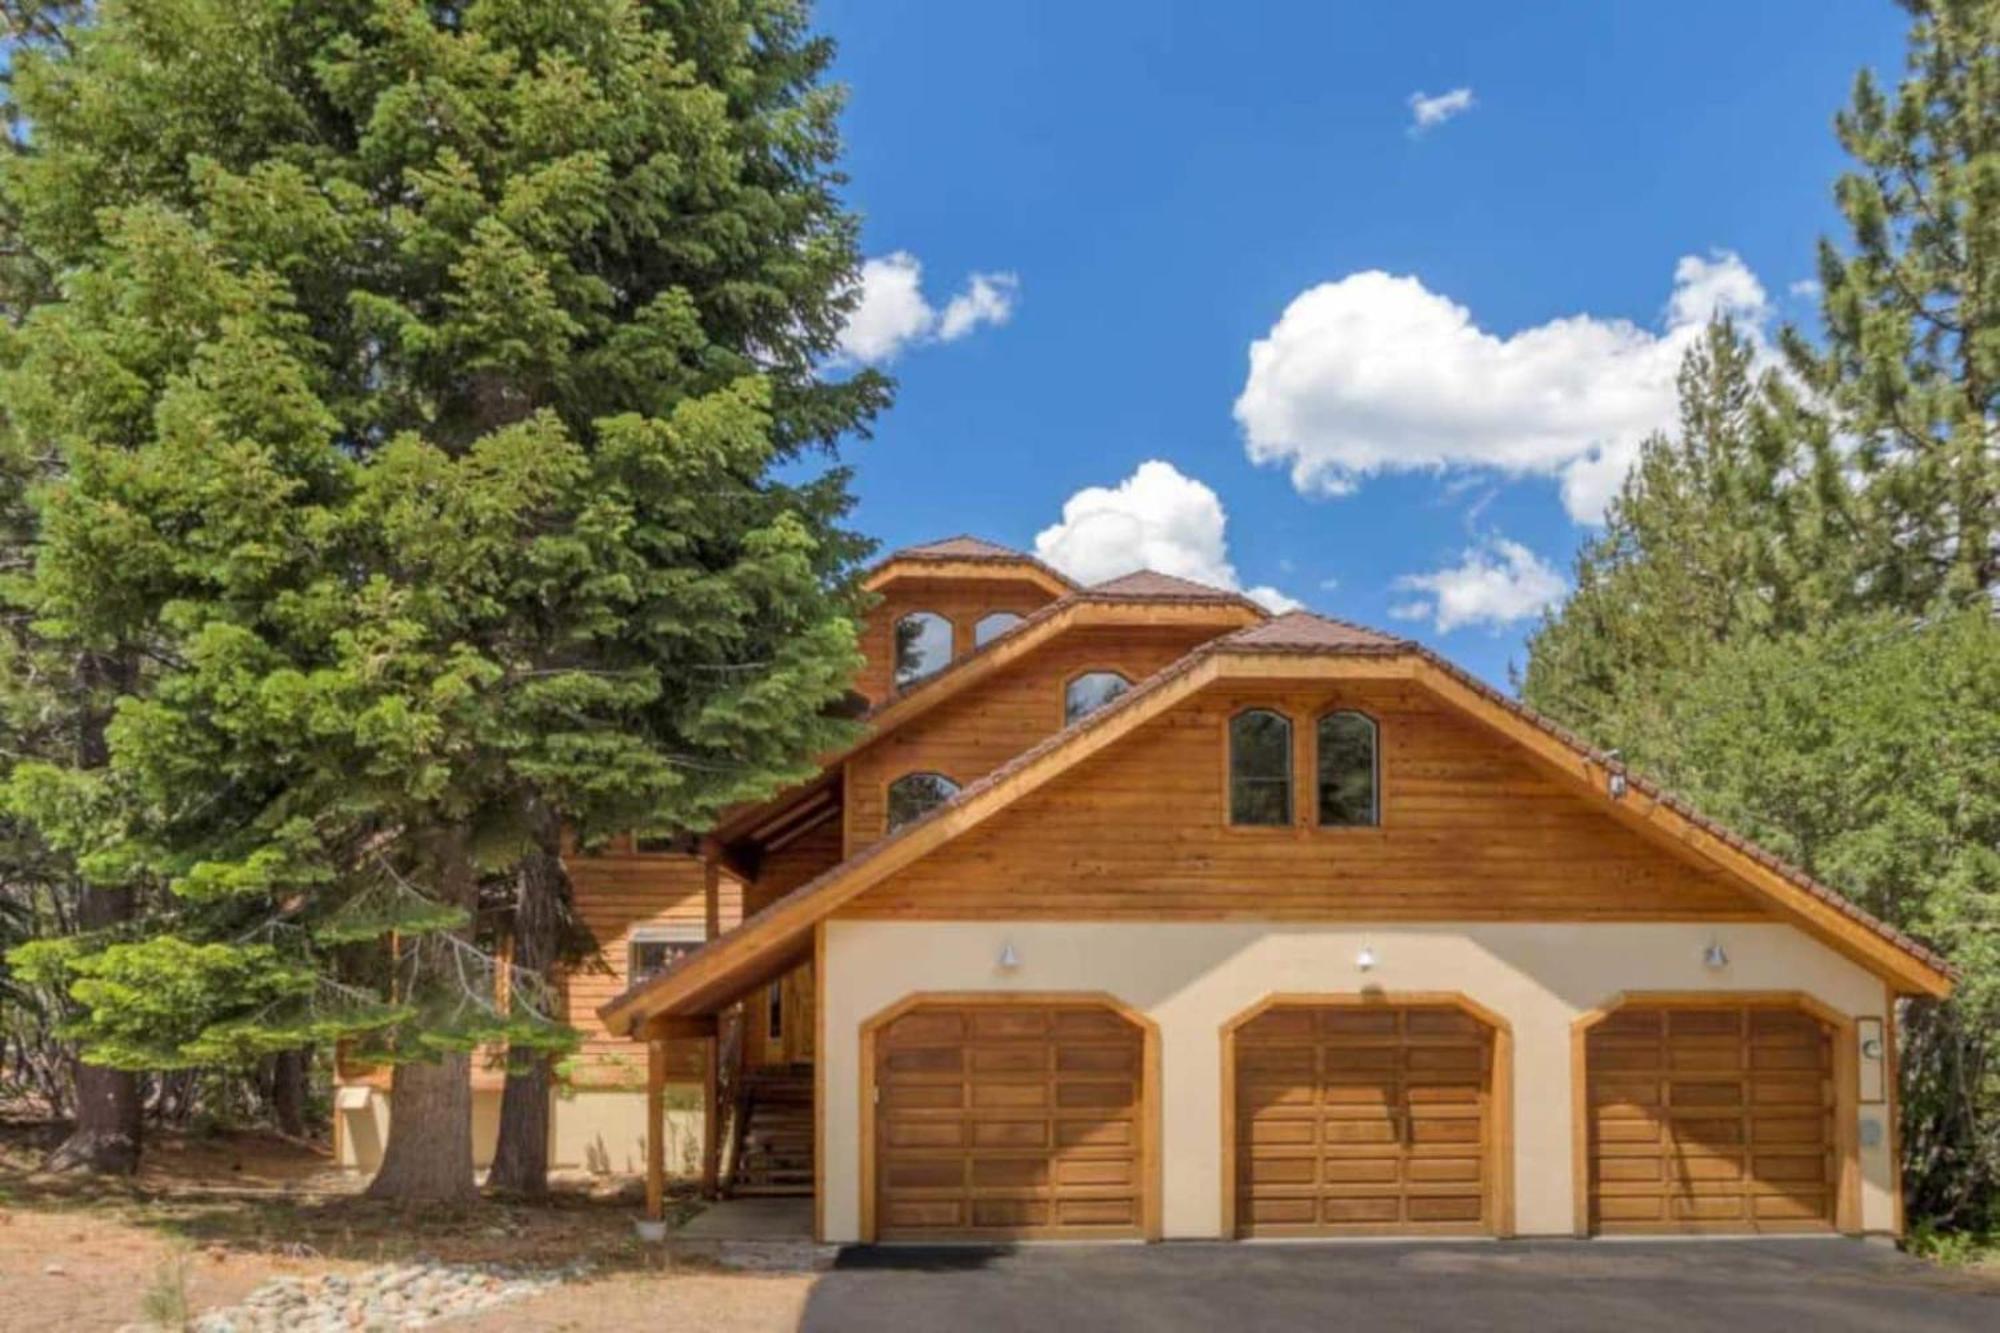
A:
[700, 1035, 720, 1199]
[856, 990, 1163, 1244]
[1883, 983, 1905, 1237]
[1397, 659, 1952, 999]
[1217, 991, 1514, 1239]
[813, 922, 828, 1244]
[701, 840, 722, 943]
[645, 1037, 666, 1221]
[865, 557, 1074, 598]
[1568, 991, 1861, 1237]
[642, 1014, 717, 1041]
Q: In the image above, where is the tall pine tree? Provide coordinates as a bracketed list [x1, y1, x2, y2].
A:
[1, 0, 886, 1200]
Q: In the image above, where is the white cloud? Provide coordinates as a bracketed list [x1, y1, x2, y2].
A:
[1391, 537, 1567, 633]
[1789, 278, 1822, 299]
[1033, 460, 1303, 613]
[1408, 87, 1475, 133]
[1232, 250, 1773, 523]
[835, 252, 1020, 364]
[938, 272, 1019, 342]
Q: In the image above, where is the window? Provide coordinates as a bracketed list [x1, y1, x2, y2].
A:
[974, 611, 1024, 646]
[1317, 711, 1379, 826]
[887, 771, 961, 831]
[1065, 670, 1131, 724]
[894, 611, 953, 687]
[1229, 709, 1293, 826]
[628, 925, 703, 984]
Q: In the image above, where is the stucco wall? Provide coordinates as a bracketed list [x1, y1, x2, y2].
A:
[822, 920, 1898, 1242]
[335, 1087, 701, 1179]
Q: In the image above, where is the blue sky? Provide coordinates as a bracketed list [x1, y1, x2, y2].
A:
[815, 0, 1908, 688]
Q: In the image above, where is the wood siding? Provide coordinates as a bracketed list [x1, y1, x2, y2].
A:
[846, 625, 1224, 853]
[742, 814, 844, 1069]
[562, 849, 740, 1086]
[854, 575, 1063, 706]
[840, 682, 1764, 921]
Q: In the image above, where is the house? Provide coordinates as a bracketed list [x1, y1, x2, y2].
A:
[338, 535, 1953, 1242]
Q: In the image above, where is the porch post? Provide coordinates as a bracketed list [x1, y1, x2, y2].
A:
[700, 1033, 721, 1199]
[645, 1035, 666, 1221]
[700, 837, 722, 942]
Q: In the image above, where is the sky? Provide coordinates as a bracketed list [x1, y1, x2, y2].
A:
[812, 0, 1910, 688]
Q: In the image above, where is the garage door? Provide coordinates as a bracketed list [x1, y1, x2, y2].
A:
[873, 1001, 1147, 1240]
[1233, 1002, 1496, 1236]
[1585, 1003, 1836, 1233]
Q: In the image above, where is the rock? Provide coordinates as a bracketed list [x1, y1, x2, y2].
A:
[42, 1261, 64, 1276]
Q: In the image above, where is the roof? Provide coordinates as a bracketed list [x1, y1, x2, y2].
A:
[604, 619, 1954, 1034]
[1089, 570, 1263, 603]
[896, 535, 1026, 559]
[864, 535, 1078, 595]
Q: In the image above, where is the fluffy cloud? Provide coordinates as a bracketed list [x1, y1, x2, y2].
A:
[1391, 538, 1567, 633]
[835, 252, 1019, 364]
[1408, 87, 1475, 133]
[1232, 251, 1772, 522]
[1034, 460, 1302, 613]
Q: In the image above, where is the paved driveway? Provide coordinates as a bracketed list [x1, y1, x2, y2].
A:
[801, 1238, 1999, 1332]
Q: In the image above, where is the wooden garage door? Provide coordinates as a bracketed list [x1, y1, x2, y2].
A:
[1234, 1003, 1495, 1236]
[873, 1001, 1147, 1240]
[1586, 1003, 1836, 1233]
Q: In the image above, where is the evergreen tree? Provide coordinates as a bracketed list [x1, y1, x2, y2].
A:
[1784, 0, 2000, 607]
[2, 0, 884, 1200]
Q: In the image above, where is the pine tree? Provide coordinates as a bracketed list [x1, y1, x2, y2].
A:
[1520, 320, 1852, 742]
[1, 0, 885, 1200]
[1783, 0, 2000, 607]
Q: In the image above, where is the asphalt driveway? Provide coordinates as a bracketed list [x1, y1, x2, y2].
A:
[801, 1237, 1999, 1332]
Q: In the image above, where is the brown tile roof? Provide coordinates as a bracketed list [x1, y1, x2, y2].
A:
[895, 535, 1026, 560]
[1088, 570, 1257, 603]
[1223, 610, 1409, 652]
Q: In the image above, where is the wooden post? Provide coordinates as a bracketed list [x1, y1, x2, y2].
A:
[700, 838, 722, 942]
[645, 1036, 666, 1221]
[700, 1034, 721, 1199]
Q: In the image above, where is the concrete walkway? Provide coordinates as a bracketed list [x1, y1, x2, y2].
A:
[674, 1197, 814, 1241]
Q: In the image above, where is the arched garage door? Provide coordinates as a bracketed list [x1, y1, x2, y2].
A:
[1584, 1001, 1839, 1233]
[1231, 1000, 1502, 1236]
[870, 999, 1151, 1241]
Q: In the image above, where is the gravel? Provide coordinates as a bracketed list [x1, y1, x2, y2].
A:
[167, 1259, 590, 1332]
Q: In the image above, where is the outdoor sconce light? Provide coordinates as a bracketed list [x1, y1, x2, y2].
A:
[1357, 945, 1377, 972]
[1604, 750, 1629, 799]
[1703, 940, 1730, 970]
[1608, 771, 1629, 799]
[997, 940, 1021, 971]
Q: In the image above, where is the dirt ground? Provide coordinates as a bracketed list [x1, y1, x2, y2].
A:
[0, 1119, 810, 1332]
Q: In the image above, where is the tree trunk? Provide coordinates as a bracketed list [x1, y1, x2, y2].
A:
[488, 803, 567, 1197]
[366, 824, 480, 1204]
[269, 1048, 308, 1139]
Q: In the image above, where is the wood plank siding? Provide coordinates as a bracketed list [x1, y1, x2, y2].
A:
[841, 682, 1762, 921]
[854, 575, 1064, 705]
[846, 624, 1225, 852]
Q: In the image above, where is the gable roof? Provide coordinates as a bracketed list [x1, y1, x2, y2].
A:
[897, 535, 1026, 559]
[863, 535, 1078, 596]
[607, 613, 1952, 1034]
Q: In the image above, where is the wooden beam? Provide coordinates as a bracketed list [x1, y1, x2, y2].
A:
[700, 1035, 720, 1200]
[643, 1013, 718, 1041]
[645, 1037, 666, 1221]
[701, 838, 722, 942]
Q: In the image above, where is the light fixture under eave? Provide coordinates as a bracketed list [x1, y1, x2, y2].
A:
[1703, 941, 1729, 970]
[997, 941, 1021, 971]
[1356, 945, 1377, 972]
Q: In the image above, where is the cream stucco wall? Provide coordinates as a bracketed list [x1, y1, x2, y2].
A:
[335, 1086, 702, 1179]
[822, 920, 1899, 1242]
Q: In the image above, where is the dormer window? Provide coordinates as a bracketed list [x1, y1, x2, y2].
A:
[894, 611, 953, 687]
[1316, 710, 1379, 826]
[1228, 708, 1293, 826]
[1065, 670, 1130, 724]
[887, 771, 961, 831]
[974, 611, 1024, 646]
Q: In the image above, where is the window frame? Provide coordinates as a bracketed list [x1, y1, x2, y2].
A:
[1062, 668, 1133, 727]
[892, 610, 955, 689]
[885, 770, 963, 833]
[1225, 706, 1295, 830]
[627, 923, 705, 987]
[973, 609, 1027, 648]
[1313, 708, 1381, 829]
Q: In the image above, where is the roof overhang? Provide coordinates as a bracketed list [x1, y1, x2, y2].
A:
[863, 555, 1075, 599]
[603, 646, 1952, 1037]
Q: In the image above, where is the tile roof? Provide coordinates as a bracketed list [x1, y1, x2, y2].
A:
[1223, 610, 1409, 652]
[1088, 570, 1257, 603]
[893, 535, 1026, 560]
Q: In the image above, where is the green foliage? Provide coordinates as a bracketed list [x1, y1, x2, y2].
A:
[0, 0, 886, 1133]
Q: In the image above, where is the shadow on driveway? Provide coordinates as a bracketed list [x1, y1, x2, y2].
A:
[803, 1238, 1999, 1332]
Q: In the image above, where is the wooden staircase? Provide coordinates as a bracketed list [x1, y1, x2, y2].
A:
[728, 1066, 814, 1197]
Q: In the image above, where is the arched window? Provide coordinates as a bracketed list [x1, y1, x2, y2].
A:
[974, 611, 1024, 646]
[1317, 710, 1379, 827]
[1064, 670, 1130, 724]
[887, 771, 961, 831]
[1228, 709, 1292, 826]
[893, 611, 953, 687]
